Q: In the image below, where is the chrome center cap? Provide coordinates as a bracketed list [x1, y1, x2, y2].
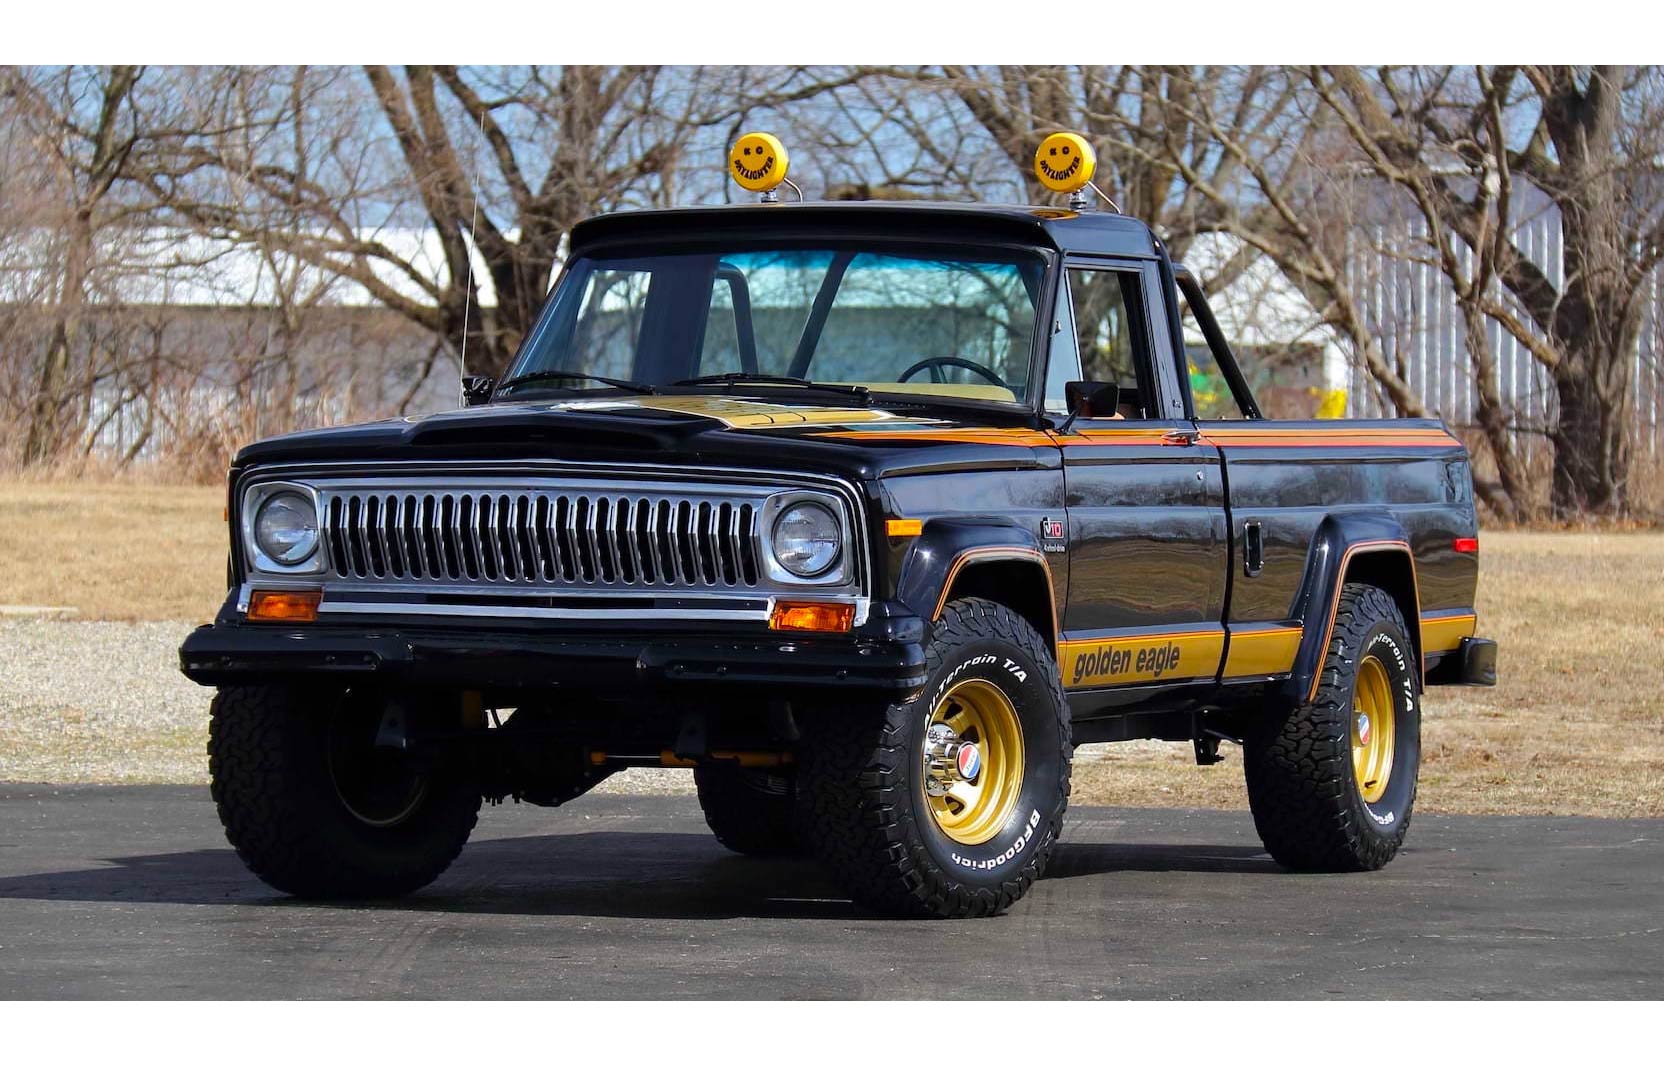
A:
[924, 722, 980, 796]
[1356, 712, 1372, 746]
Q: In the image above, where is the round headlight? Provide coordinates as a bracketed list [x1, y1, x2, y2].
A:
[254, 491, 319, 566]
[771, 501, 842, 578]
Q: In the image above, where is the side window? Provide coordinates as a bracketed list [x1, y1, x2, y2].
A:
[1046, 267, 1156, 419]
[1177, 290, 1251, 420]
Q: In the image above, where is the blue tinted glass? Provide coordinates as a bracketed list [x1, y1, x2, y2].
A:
[507, 245, 1045, 405]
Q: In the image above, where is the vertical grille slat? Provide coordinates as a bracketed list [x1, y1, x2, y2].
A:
[645, 499, 666, 585]
[611, 495, 632, 584]
[526, 495, 548, 582]
[549, 495, 570, 581]
[670, 501, 690, 585]
[700, 501, 719, 586]
[327, 498, 348, 577]
[310, 482, 843, 596]
[628, 498, 648, 585]
[467, 495, 486, 580]
[738, 503, 758, 586]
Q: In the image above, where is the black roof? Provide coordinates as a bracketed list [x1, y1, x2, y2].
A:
[569, 200, 1165, 259]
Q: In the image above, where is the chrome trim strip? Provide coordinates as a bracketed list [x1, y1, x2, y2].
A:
[318, 600, 774, 622]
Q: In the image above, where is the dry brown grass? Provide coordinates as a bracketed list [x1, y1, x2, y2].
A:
[0, 479, 227, 622]
[2, 479, 1660, 815]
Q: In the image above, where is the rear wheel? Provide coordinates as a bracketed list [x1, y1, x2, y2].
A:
[208, 685, 481, 898]
[694, 765, 800, 856]
[797, 597, 1071, 917]
[1245, 583, 1421, 871]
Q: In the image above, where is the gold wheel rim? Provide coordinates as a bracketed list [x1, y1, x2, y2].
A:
[924, 679, 1025, 846]
[1352, 655, 1397, 804]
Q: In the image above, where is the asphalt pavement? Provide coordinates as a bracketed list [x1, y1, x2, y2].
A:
[0, 784, 1658, 999]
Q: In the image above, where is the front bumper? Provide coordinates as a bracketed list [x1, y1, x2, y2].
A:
[178, 615, 929, 698]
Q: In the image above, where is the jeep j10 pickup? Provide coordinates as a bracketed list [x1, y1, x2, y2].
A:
[179, 132, 1497, 918]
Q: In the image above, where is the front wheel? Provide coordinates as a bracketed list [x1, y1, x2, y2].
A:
[208, 685, 481, 898]
[1245, 583, 1421, 871]
[797, 597, 1071, 917]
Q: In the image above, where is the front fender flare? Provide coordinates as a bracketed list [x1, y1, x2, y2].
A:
[893, 518, 1058, 649]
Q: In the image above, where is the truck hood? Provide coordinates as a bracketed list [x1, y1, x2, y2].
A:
[233, 393, 1059, 480]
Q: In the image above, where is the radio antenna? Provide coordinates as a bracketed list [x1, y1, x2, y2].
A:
[458, 104, 487, 406]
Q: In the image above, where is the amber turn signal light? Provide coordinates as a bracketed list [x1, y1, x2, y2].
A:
[886, 518, 923, 537]
[769, 601, 855, 633]
[247, 589, 322, 623]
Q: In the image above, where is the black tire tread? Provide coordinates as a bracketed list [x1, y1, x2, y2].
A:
[208, 686, 480, 898]
[1244, 583, 1414, 872]
[798, 597, 1071, 917]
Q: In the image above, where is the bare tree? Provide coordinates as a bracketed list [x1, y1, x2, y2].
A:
[1312, 65, 1664, 517]
[144, 65, 873, 381]
[2, 65, 146, 463]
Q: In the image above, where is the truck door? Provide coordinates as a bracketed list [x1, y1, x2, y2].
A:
[1045, 259, 1230, 696]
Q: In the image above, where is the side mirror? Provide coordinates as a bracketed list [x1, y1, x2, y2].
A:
[462, 375, 495, 407]
[1065, 380, 1120, 419]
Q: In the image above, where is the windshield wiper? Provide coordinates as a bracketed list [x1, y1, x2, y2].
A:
[495, 370, 656, 395]
[672, 372, 870, 401]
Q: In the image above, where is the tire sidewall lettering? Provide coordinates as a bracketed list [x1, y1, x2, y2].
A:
[914, 636, 1064, 882]
[1354, 622, 1419, 832]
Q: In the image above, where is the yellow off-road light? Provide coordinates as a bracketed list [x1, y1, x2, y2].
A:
[729, 131, 789, 194]
[1034, 131, 1096, 194]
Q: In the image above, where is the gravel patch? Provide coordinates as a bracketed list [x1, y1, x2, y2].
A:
[0, 619, 206, 783]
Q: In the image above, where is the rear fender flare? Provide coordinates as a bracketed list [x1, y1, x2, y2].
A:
[1284, 513, 1423, 704]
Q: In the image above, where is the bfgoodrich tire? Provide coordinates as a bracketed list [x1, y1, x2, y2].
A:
[694, 765, 800, 856]
[208, 685, 481, 898]
[1245, 583, 1421, 871]
[797, 597, 1071, 918]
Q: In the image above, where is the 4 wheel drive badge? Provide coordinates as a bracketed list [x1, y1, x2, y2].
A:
[956, 741, 982, 782]
[1041, 516, 1066, 552]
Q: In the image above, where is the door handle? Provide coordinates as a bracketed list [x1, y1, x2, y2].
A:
[1244, 521, 1264, 577]
[1161, 428, 1200, 446]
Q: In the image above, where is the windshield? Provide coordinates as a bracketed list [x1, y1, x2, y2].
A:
[502, 245, 1048, 407]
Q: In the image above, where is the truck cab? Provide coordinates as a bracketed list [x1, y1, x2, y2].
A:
[181, 133, 1496, 918]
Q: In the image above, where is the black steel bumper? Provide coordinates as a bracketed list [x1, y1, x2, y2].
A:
[178, 618, 929, 698]
[1426, 636, 1498, 686]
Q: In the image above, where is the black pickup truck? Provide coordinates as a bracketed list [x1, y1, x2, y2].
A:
[180, 173, 1496, 918]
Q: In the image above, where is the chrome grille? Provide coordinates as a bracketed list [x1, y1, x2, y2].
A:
[320, 484, 763, 590]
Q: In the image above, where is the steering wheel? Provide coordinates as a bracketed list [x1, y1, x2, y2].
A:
[897, 356, 1009, 389]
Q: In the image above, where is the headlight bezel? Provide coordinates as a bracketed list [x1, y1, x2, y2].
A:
[759, 490, 851, 586]
[241, 481, 326, 574]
